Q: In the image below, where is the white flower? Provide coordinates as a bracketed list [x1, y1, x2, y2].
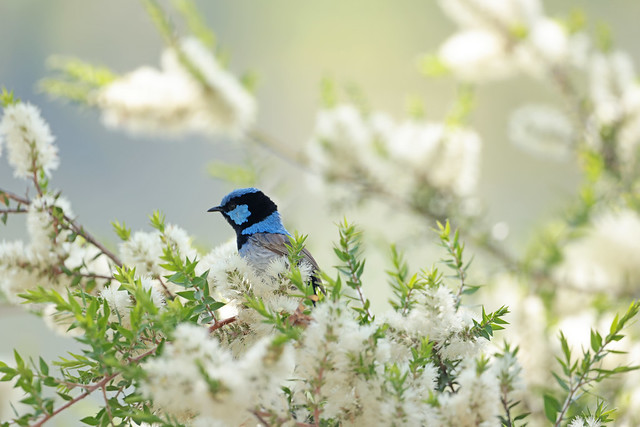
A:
[100, 284, 132, 324]
[438, 361, 501, 426]
[0, 102, 58, 178]
[516, 18, 569, 77]
[98, 37, 255, 137]
[438, 0, 541, 30]
[388, 121, 481, 196]
[569, 417, 586, 427]
[439, 29, 516, 82]
[509, 104, 574, 160]
[140, 276, 166, 309]
[589, 50, 638, 125]
[119, 231, 164, 276]
[554, 209, 640, 292]
[27, 194, 74, 259]
[142, 324, 294, 425]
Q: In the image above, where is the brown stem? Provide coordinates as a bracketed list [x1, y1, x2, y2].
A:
[208, 315, 238, 332]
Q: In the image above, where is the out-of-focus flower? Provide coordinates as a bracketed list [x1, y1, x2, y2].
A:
[142, 323, 294, 425]
[0, 102, 59, 178]
[308, 104, 482, 199]
[509, 104, 574, 160]
[589, 51, 638, 126]
[437, 360, 501, 426]
[439, 29, 515, 82]
[97, 37, 255, 137]
[119, 231, 164, 276]
[554, 209, 640, 293]
[436, 0, 570, 82]
[100, 284, 132, 325]
[438, 0, 542, 31]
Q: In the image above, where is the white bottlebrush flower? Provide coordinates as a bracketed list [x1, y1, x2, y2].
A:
[516, 18, 569, 77]
[163, 223, 198, 261]
[0, 102, 59, 179]
[143, 323, 293, 425]
[27, 194, 74, 259]
[97, 37, 255, 137]
[388, 121, 481, 196]
[554, 209, 640, 293]
[589, 50, 638, 125]
[439, 29, 516, 82]
[100, 284, 132, 324]
[437, 361, 501, 426]
[438, 0, 541, 30]
[140, 276, 166, 309]
[509, 104, 574, 160]
[569, 417, 586, 427]
[119, 231, 164, 276]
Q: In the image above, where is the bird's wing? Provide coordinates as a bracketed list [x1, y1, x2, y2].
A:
[249, 233, 324, 294]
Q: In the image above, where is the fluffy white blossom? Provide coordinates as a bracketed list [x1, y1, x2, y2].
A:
[119, 231, 164, 276]
[436, 0, 571, 82]
[308, 104, 482, 199]
[589, 50, 638, 125]
[27, 194, 74, 259]
[509, 104, 574, 160]
[142, 323, 294, 425]
[554, 209, 640, 292]
[384, 284, 483, 361]
[100, 284, 132, 325]
[437, 361, 501, 426]
[439, 29, 515, 82]
[0, 102, 59, 178]
[97, 37, 255, 137]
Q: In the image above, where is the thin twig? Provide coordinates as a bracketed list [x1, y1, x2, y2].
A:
[208, 315, 238, 332]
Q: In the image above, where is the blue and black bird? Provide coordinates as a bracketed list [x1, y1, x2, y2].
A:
[208, 188, 323, 295]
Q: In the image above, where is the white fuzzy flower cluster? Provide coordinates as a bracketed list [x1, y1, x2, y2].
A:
[0, 194, 110, 305]
[308, 104, 481, 200]
[138, 270, 514, 426]
[588, 50, 640, 174]
[554, 209, 640, 293]
[508, 104, 574, 160]
[97, 37, 256, 137]
[119, 223, 197, 277]
[100, 276, 166, 327]
[197, 240, 309, 352]
[384, 283, 484, 360]
[0, 102, 59, 178]
[142, 323, 294, 426]
[291, 300, 439, 425]
[569, 415, 603, 427]
[437, 0, 570, 81]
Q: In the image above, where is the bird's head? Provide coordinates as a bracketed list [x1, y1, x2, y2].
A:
[207, 188, 288, 237]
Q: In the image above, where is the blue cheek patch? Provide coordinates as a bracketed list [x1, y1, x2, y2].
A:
[228, 204, 251, 225]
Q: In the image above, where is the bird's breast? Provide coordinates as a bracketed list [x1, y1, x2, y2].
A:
[238, 240, 284, 272]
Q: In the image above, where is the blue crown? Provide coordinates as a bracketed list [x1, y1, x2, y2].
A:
[220, 187, 260, 206]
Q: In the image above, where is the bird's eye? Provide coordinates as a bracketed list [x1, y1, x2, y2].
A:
[227, 203, 236, 211]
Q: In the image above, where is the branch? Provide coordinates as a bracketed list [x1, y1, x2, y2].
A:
[29, 346, 158, 427]
[208, 315, 238, 332]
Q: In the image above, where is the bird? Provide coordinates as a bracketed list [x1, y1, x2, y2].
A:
[207, 187, 323, 296]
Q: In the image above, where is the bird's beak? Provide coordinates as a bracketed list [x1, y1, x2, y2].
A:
[207, 206, 223, 213]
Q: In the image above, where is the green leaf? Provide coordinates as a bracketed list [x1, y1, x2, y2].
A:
[543, 394, 561, 423]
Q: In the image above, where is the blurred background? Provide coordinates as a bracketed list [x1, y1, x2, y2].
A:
[1, 0, 639, 423]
